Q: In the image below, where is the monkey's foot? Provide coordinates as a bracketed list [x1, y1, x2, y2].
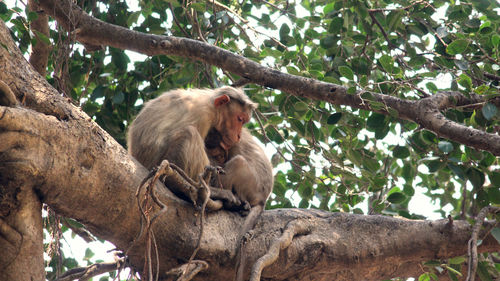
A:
[239, 201, 251, 216]
[208, 187, 249, 212]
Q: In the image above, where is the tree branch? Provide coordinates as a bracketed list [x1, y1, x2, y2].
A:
[33, 0, 500, 156]
[28, 0, 50, 76]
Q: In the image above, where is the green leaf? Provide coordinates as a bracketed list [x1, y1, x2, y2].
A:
[84, 248, 95, 259]
[438, 141, 453, 153]
[63, 257, 78, 268]
[328, 17, 343, 34]
[379, 55, 393, 73]
[294, 102, 308, 112]
[419, 272, 431, 281]
[448, 256, 466, 265]
[338, 66, 354, 80]
[481, 103, 497, 120]
[409, 56, 426, 68]
[112, 92, 125, 104]
[448, 163, 465, 180]
[127, 11, 141, 26]
[393, 146, 410, 159]
[458, 74, 472, 90]
[320, 36, 337, 48]
[366, 113, 386, 129]
[446, 39, 469, 55]
[323, 3, 335, 14]
[279, 23, 290, 39]
[487, 188, 500, 204]
[492, 34, 500, 47]
[489, 172, 500, 186]
[491, 228, 500, 244]
[479, 21, 492, 34]
[426, 82, 438, 92]
[466, 167, 484, 189]
[327, 112, 342, 125]
[387, 192, 406, 204]
[33, 30, 51, 45]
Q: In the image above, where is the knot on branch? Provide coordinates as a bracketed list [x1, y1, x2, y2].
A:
[0, 81, 18, 107]
[160, 39, 172, 48]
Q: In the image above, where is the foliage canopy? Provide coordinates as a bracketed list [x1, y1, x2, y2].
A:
[1, 0, 499, 280]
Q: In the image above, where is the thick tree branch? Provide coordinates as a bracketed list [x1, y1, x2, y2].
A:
[0, 102, 499, 281]
[33, 0, 500, 156]
[28, 0, 50, 76]
[0, 101, 499, 281]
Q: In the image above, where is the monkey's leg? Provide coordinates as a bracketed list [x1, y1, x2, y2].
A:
[220, 155, 262, 208]
[157, 126, 210, 203]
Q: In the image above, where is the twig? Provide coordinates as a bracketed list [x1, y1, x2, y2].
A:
[54, 259, 125, 281]
[165, 260, 209, 281]
[249, 219, 312, 281]
[179, 175, 211, 280]
[466, 206, 500, 281]
[133, 161, 170, 281]
[207, 0, 248, 23]
[368, 11, 395, 49]
[484, 72, 500, 81]
[169, 3, 190, 37]
[61, 218, 95, 243]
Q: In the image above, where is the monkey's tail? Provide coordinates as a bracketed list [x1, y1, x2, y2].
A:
[235, 204, 264, 281]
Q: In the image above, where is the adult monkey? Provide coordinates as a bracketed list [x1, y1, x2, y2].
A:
[127, 87, 274, 280]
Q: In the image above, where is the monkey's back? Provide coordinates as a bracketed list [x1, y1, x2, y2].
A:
[228, 128, 274, 206]
[127, 88, 215, 169]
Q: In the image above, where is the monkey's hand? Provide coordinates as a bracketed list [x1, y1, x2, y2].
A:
[202, 165, 225, 187]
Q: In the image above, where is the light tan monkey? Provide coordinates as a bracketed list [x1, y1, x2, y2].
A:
[127, 87, 254, 177]
[127, 87, 273, 281]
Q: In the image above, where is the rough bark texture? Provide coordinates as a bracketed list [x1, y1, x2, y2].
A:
[1, 4, 500, 281]
[28, 0, 50, 76]
[0, 183, 44, 281]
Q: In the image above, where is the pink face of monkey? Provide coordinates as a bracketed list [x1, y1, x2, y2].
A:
[213, 94, 250, 150]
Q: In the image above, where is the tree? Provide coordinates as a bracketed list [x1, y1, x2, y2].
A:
[0, 0, 499, 280]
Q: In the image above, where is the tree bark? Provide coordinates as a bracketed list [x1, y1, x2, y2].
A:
[1, 8, 500, 281]
[28, 0, 50, 76]
[0, 182, 44, 281]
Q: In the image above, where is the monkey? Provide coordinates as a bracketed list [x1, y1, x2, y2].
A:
[127, 87, 274, 281]
[223, 128, 273, 281]
[127, 86, 254, 177]
[205, 128, 228, 167]
[203, 122, 273, 281]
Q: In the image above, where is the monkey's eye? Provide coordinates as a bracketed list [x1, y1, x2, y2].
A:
[238, 116, 244, 123]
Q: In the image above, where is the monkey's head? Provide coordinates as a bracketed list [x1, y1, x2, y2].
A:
[212, 87, 256, 150]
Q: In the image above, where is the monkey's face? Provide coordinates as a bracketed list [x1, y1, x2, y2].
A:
[218, 110, 250, 150]
[213, 94, 251, 150]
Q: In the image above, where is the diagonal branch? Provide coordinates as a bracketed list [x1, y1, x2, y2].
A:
[31, 0, 500, 156]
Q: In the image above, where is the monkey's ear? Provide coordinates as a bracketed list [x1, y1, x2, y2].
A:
[214, 94, 230, 107]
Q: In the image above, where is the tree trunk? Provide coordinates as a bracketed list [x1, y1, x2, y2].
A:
[0, 182, 44, 281]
